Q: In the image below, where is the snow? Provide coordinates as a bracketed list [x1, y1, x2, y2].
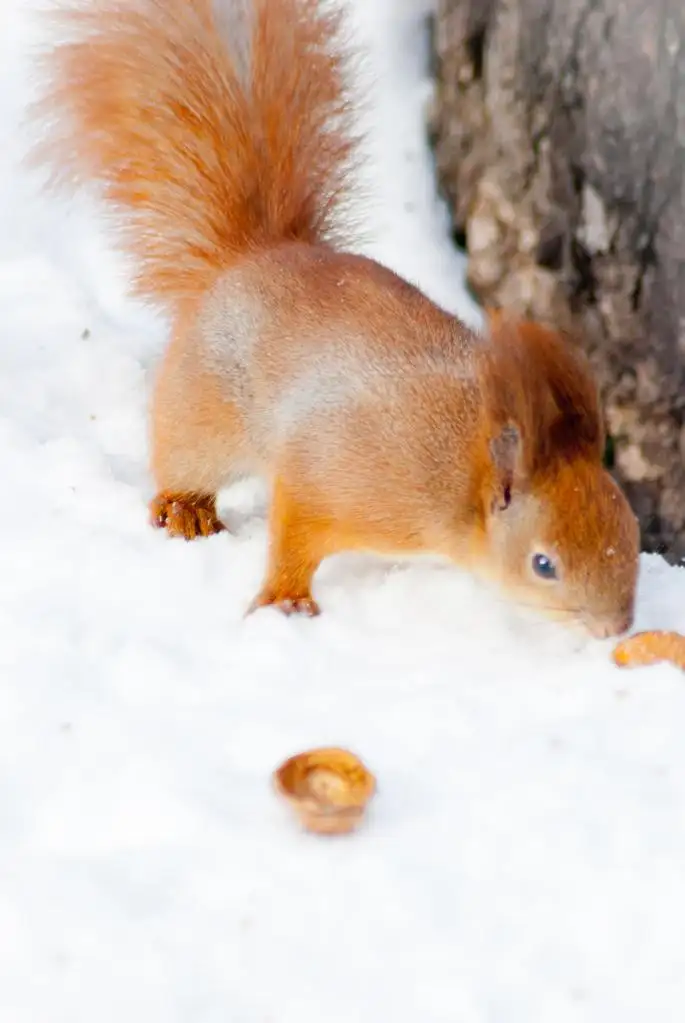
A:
[2, 0, 685, 1020]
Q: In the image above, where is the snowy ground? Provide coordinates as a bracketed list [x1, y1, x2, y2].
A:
[2, 1, 685, 1020]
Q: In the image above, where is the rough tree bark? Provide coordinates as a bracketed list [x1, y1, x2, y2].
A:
[428, 0, 685, 560]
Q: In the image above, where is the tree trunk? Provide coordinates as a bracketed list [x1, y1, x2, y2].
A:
[428, 0, 685, 560]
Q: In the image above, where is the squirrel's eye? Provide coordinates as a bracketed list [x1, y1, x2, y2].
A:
[532, 553, 557, 580]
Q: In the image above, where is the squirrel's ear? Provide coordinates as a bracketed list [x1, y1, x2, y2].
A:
[489, 423, 521, 512]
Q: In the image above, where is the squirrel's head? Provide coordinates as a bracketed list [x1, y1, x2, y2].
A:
[478, 313, 640, 638]
[481, 433, 639, 637]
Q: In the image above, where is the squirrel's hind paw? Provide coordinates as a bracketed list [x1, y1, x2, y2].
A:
[150, 492, 225, 540]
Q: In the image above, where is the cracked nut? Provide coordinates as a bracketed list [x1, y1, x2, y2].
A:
[273, 747, 376, 835]
[612, 630, 685, 671]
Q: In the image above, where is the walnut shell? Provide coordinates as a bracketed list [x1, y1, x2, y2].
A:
[273, 747, 376, 835]
[612, 630, 685, 671]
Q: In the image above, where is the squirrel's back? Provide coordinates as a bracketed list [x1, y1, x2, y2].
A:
[32, 0, 362, 307]
[196, 243, 484, 468]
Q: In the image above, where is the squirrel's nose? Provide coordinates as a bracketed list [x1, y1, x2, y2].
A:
[588, 610, 633, 639]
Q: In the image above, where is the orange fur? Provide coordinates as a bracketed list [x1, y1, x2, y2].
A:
[31, 1, 640, 633]
[31, 0, 360, 306]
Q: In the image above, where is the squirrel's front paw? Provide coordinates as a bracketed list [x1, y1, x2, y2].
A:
[246, 589, 321, 618]
[150, 492, 225, 540]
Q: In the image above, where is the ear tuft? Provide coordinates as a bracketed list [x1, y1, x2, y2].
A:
[483, 314, 604, 472]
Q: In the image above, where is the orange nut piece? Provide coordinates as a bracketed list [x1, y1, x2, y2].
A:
[273, 747, 376, 835]
[612, 630, 685, 671]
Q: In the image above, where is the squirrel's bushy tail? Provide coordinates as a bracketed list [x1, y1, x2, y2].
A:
[31, 0, 361, 307]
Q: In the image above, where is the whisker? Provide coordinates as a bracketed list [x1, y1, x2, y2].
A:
[489, 594, 584, 616]
[476, 595, 596, 652]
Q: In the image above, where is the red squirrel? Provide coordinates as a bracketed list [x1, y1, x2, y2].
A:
[32, 0, 639, 636]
